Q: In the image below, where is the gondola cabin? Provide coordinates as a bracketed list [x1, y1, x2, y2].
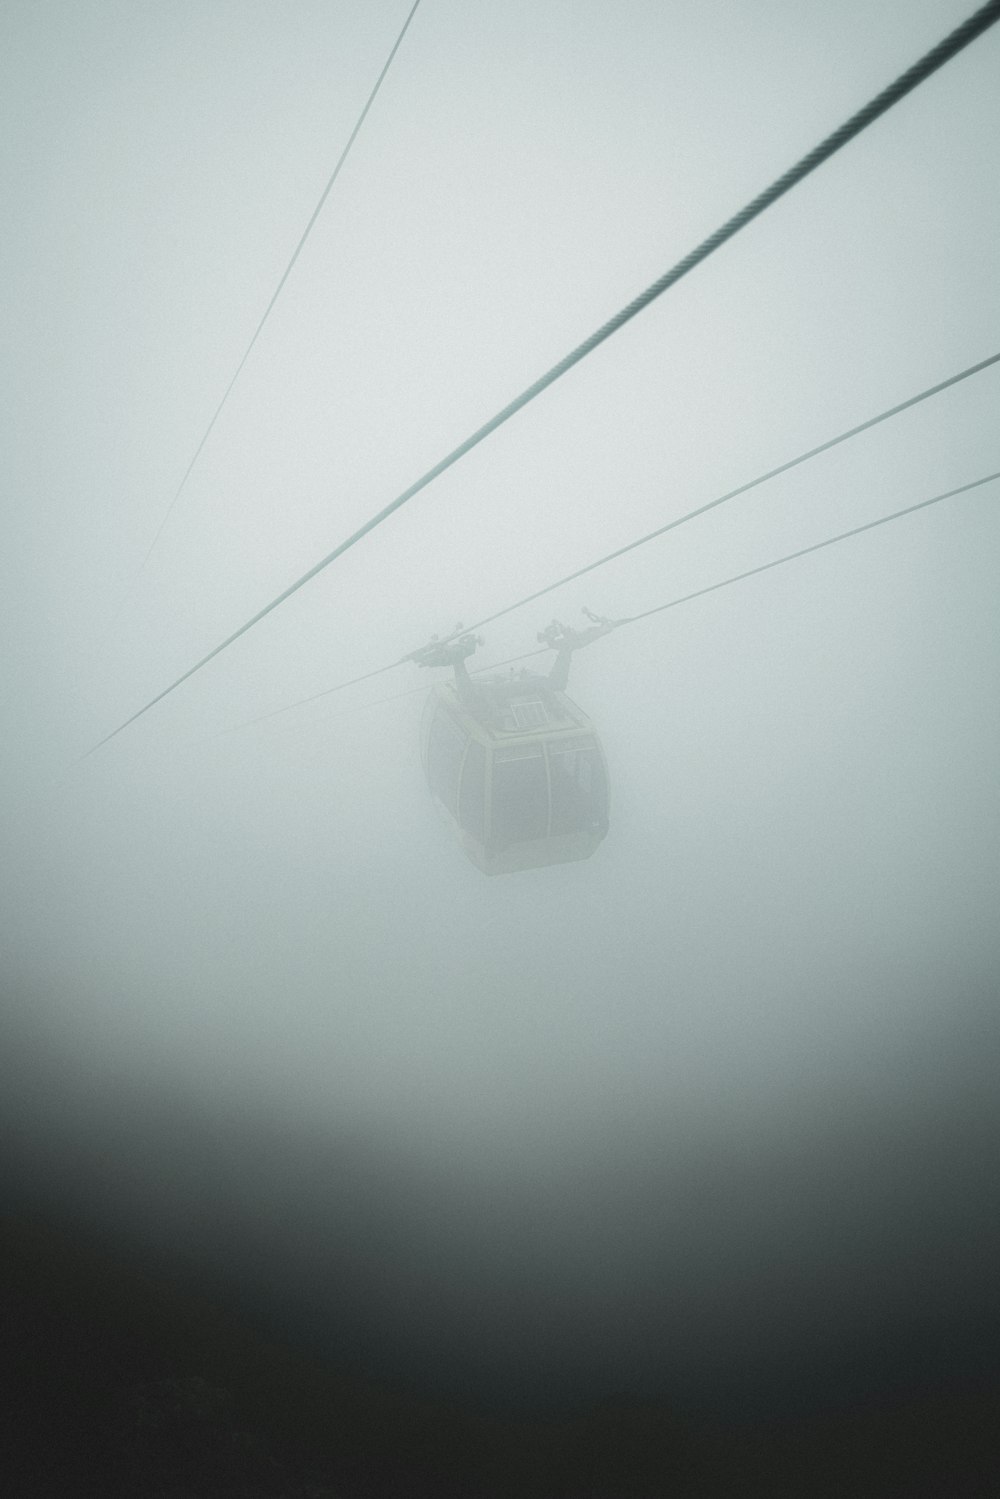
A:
[421, 666, 610, 875]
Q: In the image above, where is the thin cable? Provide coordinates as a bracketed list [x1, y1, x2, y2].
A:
[218, 349, 1000, 729]
[349, 472, 998, 712]
[463, 350, 1000, 638]
[287, 472, 1000, 722]
[217, 646, 547, 739]
[617, 471, 999, 629]
[234, 655, 412, 732]
[85, 1, 1000, 757]
[127, 0, 423, 581]
[231, 472, 998, 733]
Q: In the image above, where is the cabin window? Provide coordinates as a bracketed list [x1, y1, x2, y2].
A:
[509, 698, 548, 731]
[548, 742, 607, 835]
[427, 710, 467, 816]
[458, 739, 486, 841]
[491, 746, 548, 847]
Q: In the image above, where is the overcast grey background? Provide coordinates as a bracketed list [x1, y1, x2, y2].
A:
[2, 0, 999, 1406]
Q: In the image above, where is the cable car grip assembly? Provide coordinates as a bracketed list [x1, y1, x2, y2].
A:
[536, 609, 620, 691]
[408, 628, 482, 672]
[410, 608, 618, 675]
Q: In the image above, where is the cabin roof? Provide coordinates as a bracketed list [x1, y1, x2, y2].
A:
[438, 676, 589, 740]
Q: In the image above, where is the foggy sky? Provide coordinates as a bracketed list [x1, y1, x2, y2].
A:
[2, 0, 999, 1419]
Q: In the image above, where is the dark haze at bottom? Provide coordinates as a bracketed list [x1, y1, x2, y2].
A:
[2, 978, 998, 1497]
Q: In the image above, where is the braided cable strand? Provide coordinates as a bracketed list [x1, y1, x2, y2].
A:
[85, 1, 1000, 756]
[526, 2, 1000, 370]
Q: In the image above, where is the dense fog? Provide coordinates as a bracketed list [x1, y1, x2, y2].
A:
[2, 0, 999, 1480]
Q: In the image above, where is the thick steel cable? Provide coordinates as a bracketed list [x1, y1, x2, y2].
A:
[210, 348, 1000, 731]
[86, 0, 1000, 757]
[122, 0, 423, 584]
[461, 350, 1000, 639]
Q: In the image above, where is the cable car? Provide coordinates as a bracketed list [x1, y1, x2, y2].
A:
[414, 618, 613, 875]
